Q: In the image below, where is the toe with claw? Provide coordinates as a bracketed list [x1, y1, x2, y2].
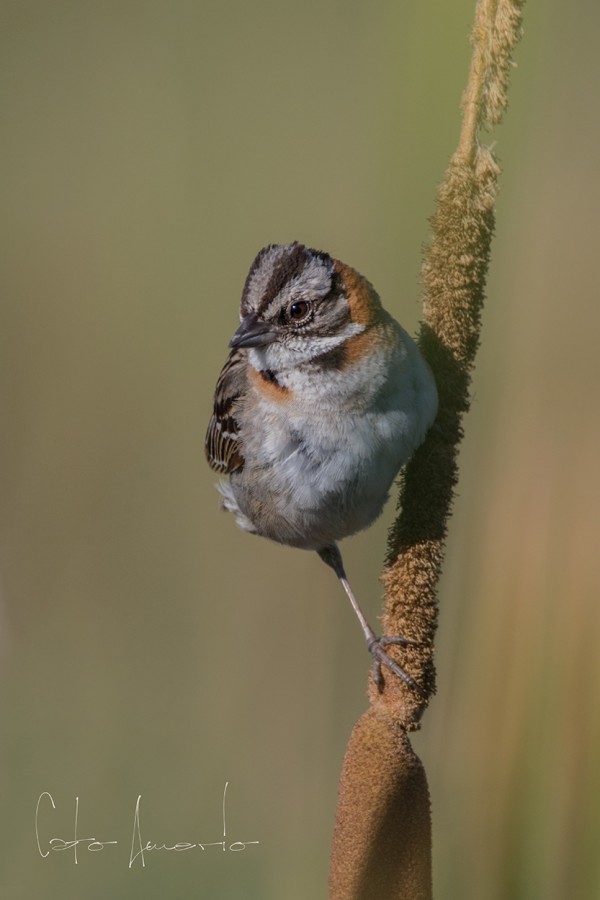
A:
[367, 635, 426, 697]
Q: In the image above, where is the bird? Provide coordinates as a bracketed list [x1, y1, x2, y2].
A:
[205, 242, 438, 692]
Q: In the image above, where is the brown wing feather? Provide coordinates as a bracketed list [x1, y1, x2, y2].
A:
[205, 348, 247, 473]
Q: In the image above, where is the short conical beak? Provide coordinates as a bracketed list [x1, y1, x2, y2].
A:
[229, 314, 278, 349]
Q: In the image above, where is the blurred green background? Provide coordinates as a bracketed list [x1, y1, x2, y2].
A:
[1, 1, 598, 898]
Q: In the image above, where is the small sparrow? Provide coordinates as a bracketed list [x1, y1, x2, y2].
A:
[205, 242, 438, 692]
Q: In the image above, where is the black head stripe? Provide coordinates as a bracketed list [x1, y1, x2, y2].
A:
[256, 243, 309, 316]
[240, 243, 336, 319]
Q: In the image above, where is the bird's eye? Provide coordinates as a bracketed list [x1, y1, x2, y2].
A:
[289, 300, 310, 321]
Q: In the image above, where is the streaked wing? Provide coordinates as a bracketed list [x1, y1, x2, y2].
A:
[205, 348, 247, 473]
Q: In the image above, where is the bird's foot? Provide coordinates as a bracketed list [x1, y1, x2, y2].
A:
[367, 635, 426, 698]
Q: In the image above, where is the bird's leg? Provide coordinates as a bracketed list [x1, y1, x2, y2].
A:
[317, 544, 425, 697]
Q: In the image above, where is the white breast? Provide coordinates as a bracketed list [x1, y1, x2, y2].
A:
[237, 320, 438, 545]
